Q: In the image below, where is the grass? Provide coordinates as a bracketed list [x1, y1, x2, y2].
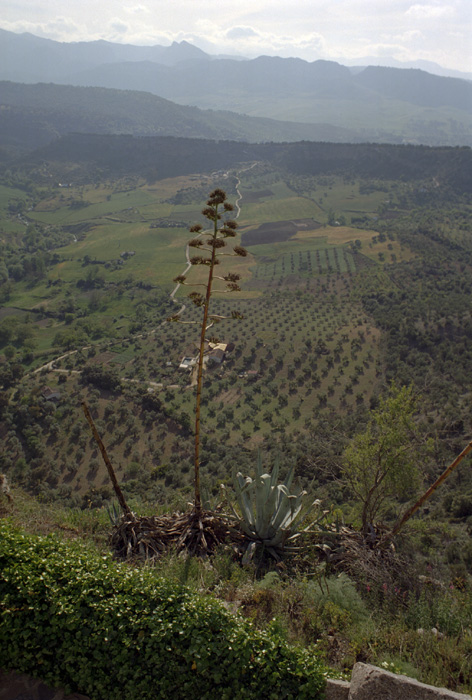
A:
[1, 487, 111, 547]
[238, 197, 321, 227]
[318, 182, 389, 216]
[0, 183, 30, 205]
[1, 171, 400, 334]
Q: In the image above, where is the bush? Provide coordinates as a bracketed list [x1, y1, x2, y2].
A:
[0, 521, 326, 700]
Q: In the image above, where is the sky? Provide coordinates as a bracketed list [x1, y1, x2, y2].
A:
[1, 0, 471, 73]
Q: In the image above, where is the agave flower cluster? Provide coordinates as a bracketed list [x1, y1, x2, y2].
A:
[167, 189, 247, 513]
[168, 189, 246, 323]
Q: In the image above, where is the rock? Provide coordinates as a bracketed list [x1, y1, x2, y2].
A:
[349, 663, 472, 700]
[431, 627, 444, 639]
[326, 678, 350, 699]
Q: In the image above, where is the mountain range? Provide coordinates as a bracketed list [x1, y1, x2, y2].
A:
[0, 28, 471, 147]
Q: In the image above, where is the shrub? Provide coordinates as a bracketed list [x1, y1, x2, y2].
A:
[0, 521, 326, 700]
[229, 453, 309, 562]
[306, 573, 369, 627]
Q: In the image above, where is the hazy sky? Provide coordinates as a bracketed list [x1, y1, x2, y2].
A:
[2, 0, 471, 72]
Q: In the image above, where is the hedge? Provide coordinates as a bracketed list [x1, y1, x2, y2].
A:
[0, 520, 327, 699]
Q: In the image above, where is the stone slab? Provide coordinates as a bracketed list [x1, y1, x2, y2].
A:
[326, 677, 350, 700]
[349, 663, 472, 700]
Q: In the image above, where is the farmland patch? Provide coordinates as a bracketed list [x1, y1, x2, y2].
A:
[242, 219, 322, 246]
[252, 246, 357, 279]
[241, 189, 274, 203]
[314, 226, 375, 245]
[89, 351, 118, 365]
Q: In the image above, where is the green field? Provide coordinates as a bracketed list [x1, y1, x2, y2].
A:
[1, 167, 396, 442]
[0, 168, 402, 390]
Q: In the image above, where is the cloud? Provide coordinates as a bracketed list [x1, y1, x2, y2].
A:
[226, 26, 260, 39]
[1, 17, 83, 40]
[123, 4, 150, 15]
[374, 29, 425, 51]
[110, 20, 128, 35]
[394, 29, 425, 42]
[405, 4, 455, 19]
[219, 25, 327, 59]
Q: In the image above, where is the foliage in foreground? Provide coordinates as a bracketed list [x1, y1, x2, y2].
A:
[0, 520, 327, 700]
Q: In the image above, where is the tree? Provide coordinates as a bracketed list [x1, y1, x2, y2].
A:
[81, 364, 121, 392]
[3, 345, 16, 361]
[341, 383, 431, 534]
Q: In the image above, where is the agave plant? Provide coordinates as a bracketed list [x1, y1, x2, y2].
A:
[228, 453, 308, 562]
[168, 188, 246, 517]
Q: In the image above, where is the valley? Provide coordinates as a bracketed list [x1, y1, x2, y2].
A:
[1, 17, 472, 698]
[1, 138, 472, 693]
[1, 154, 471, 510]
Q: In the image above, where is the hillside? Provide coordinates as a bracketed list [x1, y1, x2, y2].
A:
[0, 81, 362, 154]
[1, 145, 472, 692]
[1, 149, 471, 495]
[1, 27, 472, 695]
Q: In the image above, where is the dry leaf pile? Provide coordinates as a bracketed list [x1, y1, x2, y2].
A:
[110, 509, 248, 560]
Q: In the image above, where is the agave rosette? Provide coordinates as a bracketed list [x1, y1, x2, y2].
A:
[232, 453, 307, 560]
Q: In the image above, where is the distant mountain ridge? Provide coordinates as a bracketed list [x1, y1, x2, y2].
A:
[342, 56, 472, 81]
[0, 28, 210, 82]
[0, 28, 471, 146]
[1, 28, 470, 81]
[68, 54, 470, 110]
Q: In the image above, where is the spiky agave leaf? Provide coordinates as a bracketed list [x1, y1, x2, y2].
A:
[255, 475, 280, 539]
[235, 472, 255, 530]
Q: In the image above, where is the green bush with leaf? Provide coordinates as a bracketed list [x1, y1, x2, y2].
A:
[0, 520, 327, 700]
[341, 383, 432, 533]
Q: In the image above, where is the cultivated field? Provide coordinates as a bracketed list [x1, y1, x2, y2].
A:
[1, 166, 410, 451]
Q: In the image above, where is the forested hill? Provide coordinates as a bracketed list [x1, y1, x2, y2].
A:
[16, 133, 472, 195]
[0, 81, 360, 152]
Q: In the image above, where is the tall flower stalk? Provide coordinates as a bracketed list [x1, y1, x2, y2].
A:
[168, 189, 246, 514]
